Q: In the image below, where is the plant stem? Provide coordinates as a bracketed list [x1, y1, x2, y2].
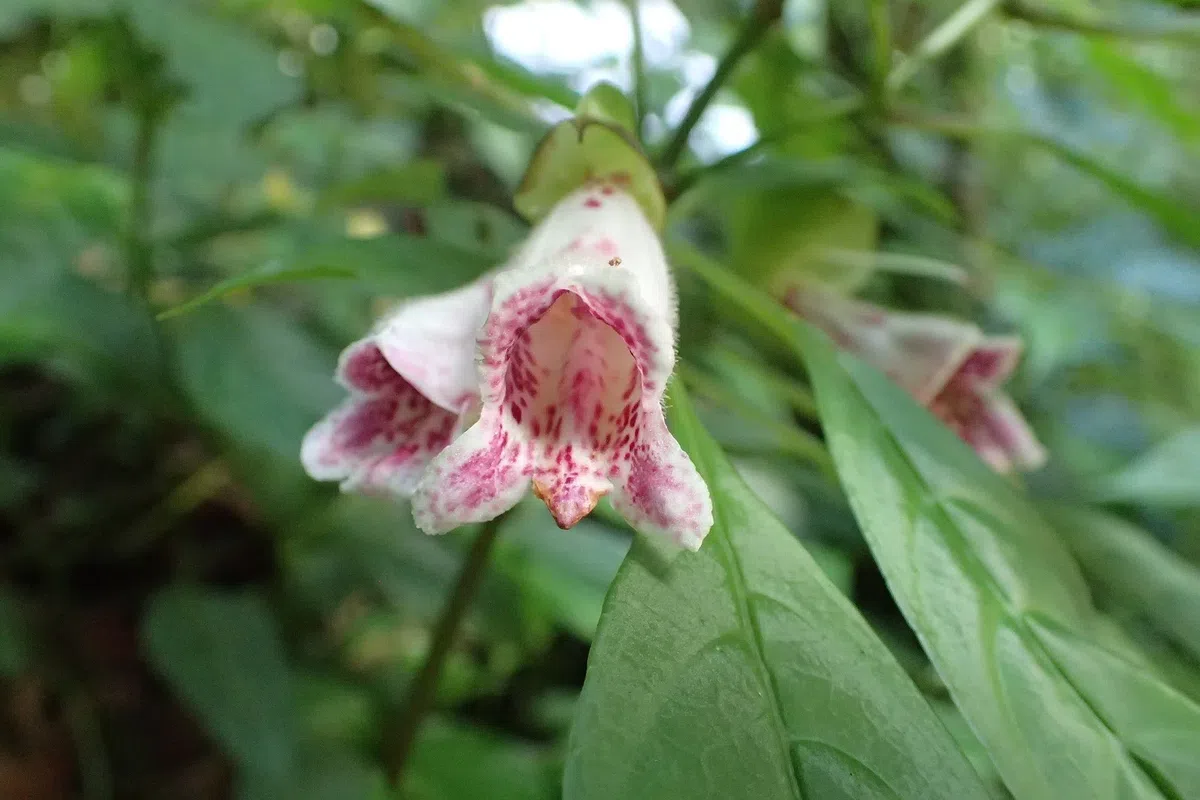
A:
[657, 0, 784, 171]
[628, 0, 646, 137]
[385, 516, 504, 788]
[886, 0, 1002, 92]
[868, 0, 892, 102]
[125, 103, 160, 304]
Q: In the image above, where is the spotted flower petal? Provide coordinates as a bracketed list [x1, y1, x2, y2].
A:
[301, 279, 492, 496]
[413, 185, 712, 549]
[787, 285, 1046, 472]
[930, 338, 1048, 472]
[786, 283, 978, 404]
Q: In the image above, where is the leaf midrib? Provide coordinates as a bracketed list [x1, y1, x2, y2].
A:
[836, 377, 1168, 799]
[683, 410, 805, 800]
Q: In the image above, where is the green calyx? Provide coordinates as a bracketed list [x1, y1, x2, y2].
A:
[514, 83, 665, 230]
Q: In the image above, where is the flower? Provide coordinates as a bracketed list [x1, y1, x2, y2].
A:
[412, 183, 713, 550]
[786, 283, 1046, 472]
[300, 279, 492, 496]
[929, 338, 1047, 473]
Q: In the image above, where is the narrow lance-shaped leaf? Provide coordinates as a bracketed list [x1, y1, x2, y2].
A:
[564, 383, 990, 800]
[795, 322, 1200, 800]
[670, 242, 1200, 800]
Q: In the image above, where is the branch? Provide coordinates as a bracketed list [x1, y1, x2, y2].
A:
[886, 0, 1002, 92]
[657, 0, 784, 170]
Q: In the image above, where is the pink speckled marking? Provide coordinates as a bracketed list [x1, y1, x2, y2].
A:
[303, 341, 462, 495]
[929, 337, 1044, 472]
[413, 184, 713, 547]
[789, 283, 1044, 473]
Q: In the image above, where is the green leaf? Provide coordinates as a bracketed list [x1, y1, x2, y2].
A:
[795, 322, 1200, 800]
[494, 501, 630, 641]
[1027, 615, 1200, 799]
[157, 265, 356, 320]
[671, 242, 1200, 800]
[1087, 42, 1200, 150]
[1091, 427, 1200, 507]
[123, 0, 301, 127]
[142, 586, 297, 783]
[514, 119, 665, 229]
[319, 160, 448, 209]
[564, 384, 990, 800]
[407, 718, 556, 800]
[290, 231, 495, 297]
[1047, 506, 1200, 663]
[170, 305, 341, 458]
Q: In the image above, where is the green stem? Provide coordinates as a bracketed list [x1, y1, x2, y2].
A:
[657, 0, 784, 170]
[886, 0, 1002, 92]
[868, 0, 892, 102]
[1004, 1, 1200, 43]
[125, 103, 160, 304]
[385, 516, 504, 788]
[628, 0, 646, 137]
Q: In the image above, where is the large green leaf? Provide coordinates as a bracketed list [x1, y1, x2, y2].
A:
[142, 586, 297, 784]
[1048, 506, 1200, 662]
[564, 384, 989, 800]
[796, 322, 1200, 800]
[671, 242, 1200, 800]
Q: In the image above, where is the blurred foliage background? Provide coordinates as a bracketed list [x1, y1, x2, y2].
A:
[0, 0, 1197, 797]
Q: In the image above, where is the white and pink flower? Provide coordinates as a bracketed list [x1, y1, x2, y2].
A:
[787, 283, 1046, 472]
[412, 184, 712, 550]
[303, 183, 713, 550]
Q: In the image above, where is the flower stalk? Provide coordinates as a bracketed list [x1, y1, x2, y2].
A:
[384, 515, 504, 788]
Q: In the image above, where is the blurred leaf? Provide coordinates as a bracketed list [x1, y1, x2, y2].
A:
[157, 264, 356, 320]
[1092, 427, 1200, 507]
[729, 189, 878, 290]
[495, 501, 629, 641]
[320, 160, 448, 209]
[289, 230, 496, 297]
[123, 0, 300, 127]
[564, 384, 989, 800]
[797, 319, 1200, 800]
[0, 589, 32, 677]
[170, 305, 340, 458]
[406, 718, 556, 800]
[0, 269, 166, 396]
[295, 673, 381, 751]
[142, 586, 297, 784]
[238, 753, 388, 800]
[893, 114, 1200, 249]
[1048, 506, 1200, 662]
[1087, 42, 1200, 150]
